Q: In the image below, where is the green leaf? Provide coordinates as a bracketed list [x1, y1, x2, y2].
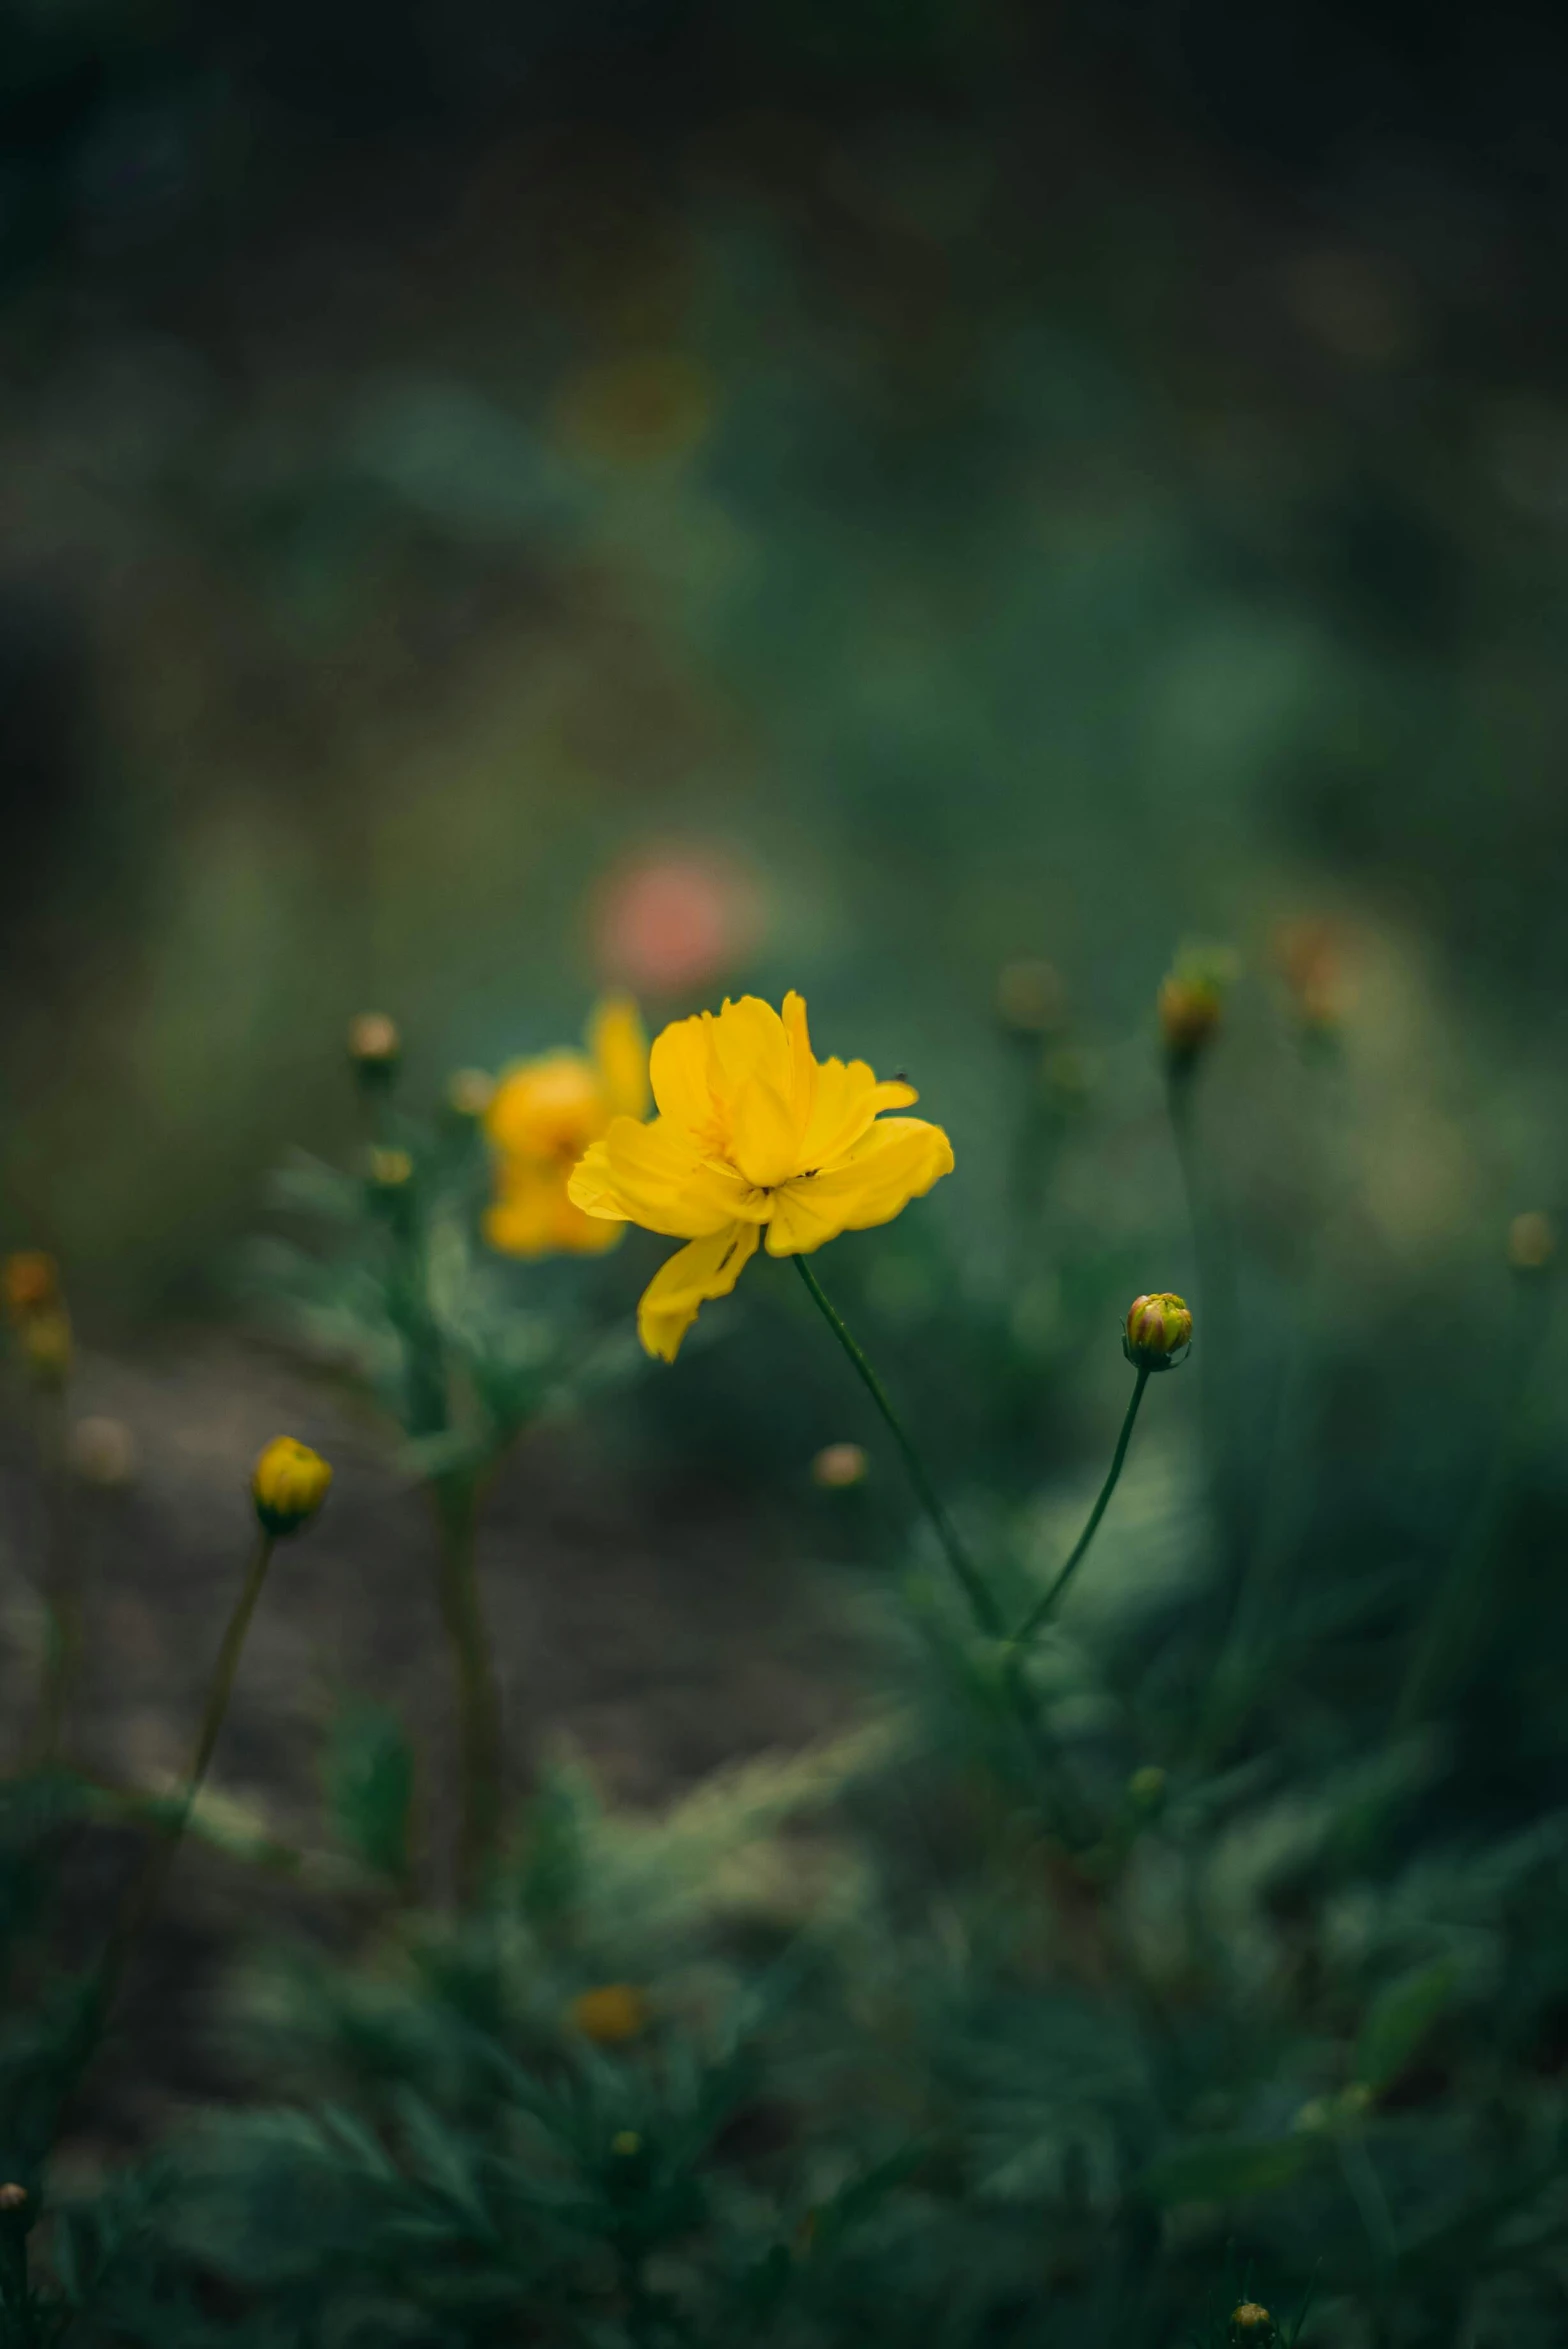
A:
[1355, 1959, 1458, 2091]
[323, 1701, 416, 1884]
[1141, 2135, 1317, 2207]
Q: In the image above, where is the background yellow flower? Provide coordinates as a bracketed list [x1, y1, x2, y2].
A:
[568, 992, 952, 1359]
[484, 997, 649, 1257]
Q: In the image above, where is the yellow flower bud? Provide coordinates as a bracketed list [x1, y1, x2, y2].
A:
[20, 1309, 72, 1387]
[1157, 973, 1224, 1062]
[996, 959, 1065, 1037]
[1229, 2307, 1275, 2345]
[812, 1441, 868, 1489]
[3, 1251, 59, 1320]
[251, 1436, 333, 1539]
[1508, 1211, 1556, 1273]
[347, 1012, 401, 1071]
[368, 1146, 414, 1191]
[567, 1983, 649, 2046]
[1123, 1292, 1193, 1370]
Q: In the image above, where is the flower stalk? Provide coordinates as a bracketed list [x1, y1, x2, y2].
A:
[433, 1475, 504, 1901]
[792, 1253, 1003, 1640]
[1014, 1366, 1150, 1644]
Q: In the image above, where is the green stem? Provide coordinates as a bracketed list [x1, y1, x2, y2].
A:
[792, 1253, 1003, 1639]
[99, 1531, 278, 2021]
[1014, 1367, 1150, 1645]
[1396, 1282, 1549, 1730]
[33, 1384, 79, 1768]
[435, 1479, 504, 1902]
[0, 2214, 35, 2349]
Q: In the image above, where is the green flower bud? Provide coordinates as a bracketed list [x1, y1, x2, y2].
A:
[1123, 1292, 1193, 1370]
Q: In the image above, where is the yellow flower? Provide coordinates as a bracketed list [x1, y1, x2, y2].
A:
[567, 992, 953, 1362]
[483, 997, 650, 1258]
[252, 1436, 333, 1538]
[567, 1983, 649, 2045]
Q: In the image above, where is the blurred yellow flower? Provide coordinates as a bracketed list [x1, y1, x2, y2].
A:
[484, 997, 650, 1258]
[568, 992, 953, 1361]
[567, 1983, 649, 2045]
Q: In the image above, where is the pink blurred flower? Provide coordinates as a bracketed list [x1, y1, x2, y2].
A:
[591, 851, 763, 995]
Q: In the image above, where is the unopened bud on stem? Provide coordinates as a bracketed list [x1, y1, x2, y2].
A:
[251, 1437, 333, 1539]
[1123, 1292, 1193, 1370]
[1508, 1211, 1556, 1274]
[347, 1012, 401, 1085]
[1229, 2307, 1276, 2346]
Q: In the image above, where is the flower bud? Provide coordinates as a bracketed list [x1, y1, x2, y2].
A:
[1229, 2308, 1275, 2346]
[567, 1983, 649, 2046]
[0, 2184, 27, 2214]
[610, 2130, 642, 2158]
[1158, 973, 1224, 1063]
[1508, 1211, 1556, 1273]
[368, 1146, 414, 1191]
[20, 1309, 72, 1387]
[1127, 1764, 1167, 1812]
[251, 1436, 332, 1539]
[347, 1012, 401, 1075]
[1123, 1292, 1193, 1370]
[996, 959, 1066, 1037]
[3, 1252, 59, 1320]
[813, 1441, 868, 1490]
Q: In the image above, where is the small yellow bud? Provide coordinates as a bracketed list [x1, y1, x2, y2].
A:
[1229, 2307, 1275, 2345]
[996, 959, 1066, 1037]
[368, 1146, 414, 1190]
[610, 2130, 642, 2157]
[567, 1984, 649, 2046]
[447, 1068, 496, 1120]
[251, 1436, 333, 1539]
[1158, 973, 1224, 1062]
[20, 1309, 73, 1387]
[0, 2184, 27, 2213]
[3, 1252, 59, 1320]
[1127, 1764, 1167, 1810]
[1123, 1292, 1193, 1370]
[1508, 1211, 1556, 1273]
[71, 1416, 138, 1488]
[347, 1012, 401, 1070]
[812, 1441, 868, 1490]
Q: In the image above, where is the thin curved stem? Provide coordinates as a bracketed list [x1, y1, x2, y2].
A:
[792, 1253, 1003, 1638]
[1014, 1367, 1150, 1646]
[98, 1529, 278, 2023]
[434, 1477, 504, 1902]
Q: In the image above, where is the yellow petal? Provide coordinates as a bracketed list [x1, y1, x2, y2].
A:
[706, 996, 799, 1126]
[726, 1073, 806, 1189]
[589, 995, 650, 1121]
[569, 1117, 750, 1238]
[637, 1221, 760, 1361]
[765, 1117, 953, 1256]
[648, 1013, 719, 1141]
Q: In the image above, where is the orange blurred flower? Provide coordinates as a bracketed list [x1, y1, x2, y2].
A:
[592, 851, 762, 996]
[484, 998, 650, 1257]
